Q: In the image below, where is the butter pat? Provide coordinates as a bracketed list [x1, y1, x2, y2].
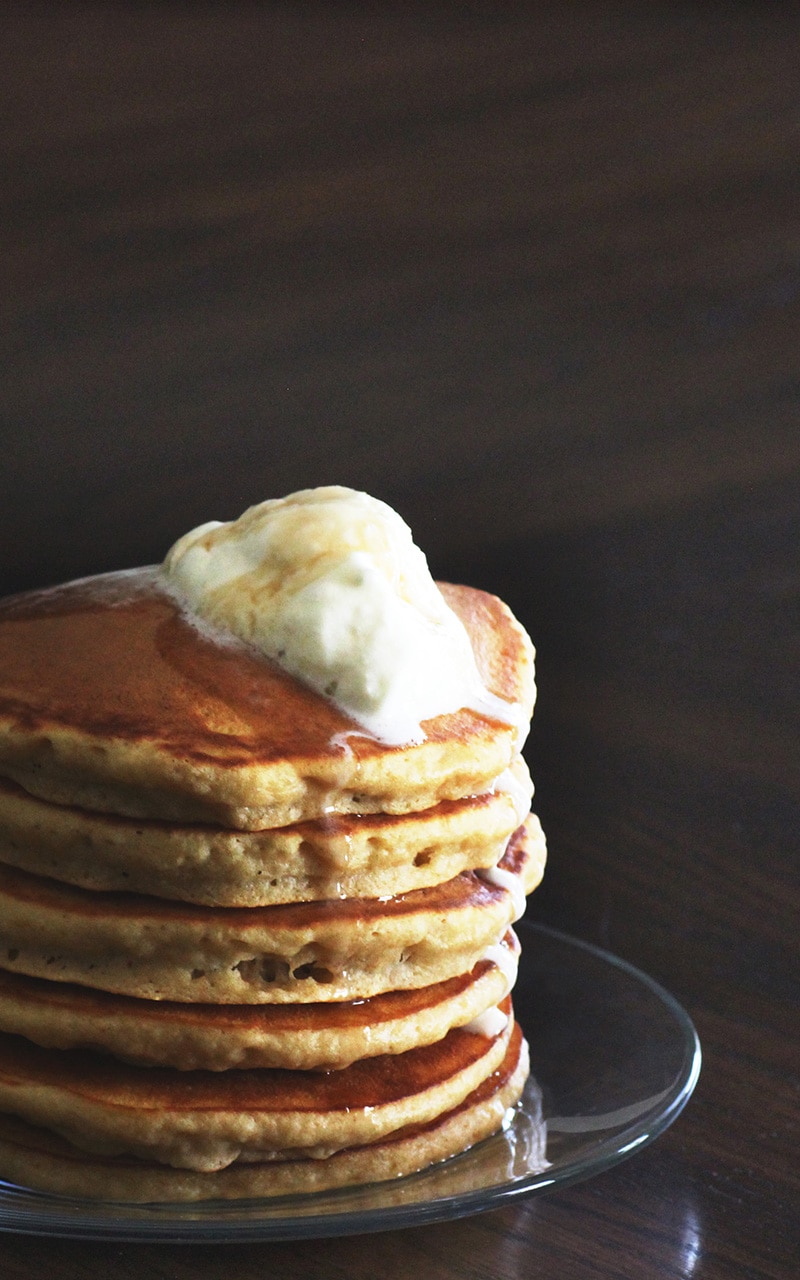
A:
[162, 486, 524, 746]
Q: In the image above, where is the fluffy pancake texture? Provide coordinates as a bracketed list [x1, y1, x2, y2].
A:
[0, 1029, 530, 1203]
[0, 818, 544, 1003]
[0, 933, 520, 1070]
[0, 757, 533, 905]
[0, 548, 545, 1201]
[0, 1012, 515, 1171]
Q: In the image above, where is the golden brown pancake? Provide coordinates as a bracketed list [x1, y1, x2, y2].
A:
[0, 1007, 515, 1171]
[0, 820, 544, 1003]
[0, 758, 533, 906]
[0, 1027, 529, 1202]
[0, 932, 520, 1070]
[0, 569, 535, 829]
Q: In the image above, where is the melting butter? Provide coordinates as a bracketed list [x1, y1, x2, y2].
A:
[162, 486, 524, 746]
[463, 1003, 509, 1038]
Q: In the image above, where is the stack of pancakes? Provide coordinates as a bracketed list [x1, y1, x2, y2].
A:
[0, 567, 545, 1202]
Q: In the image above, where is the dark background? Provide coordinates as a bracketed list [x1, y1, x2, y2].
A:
[1, 4, 798, 1278]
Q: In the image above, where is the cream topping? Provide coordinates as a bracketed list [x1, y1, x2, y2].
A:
[483, 939, 520, 990]
[162, 486, 524, 746]
[490, 762, 534, 827]
[463, 1003, 509, 1038]
[480, 861, 528, 923]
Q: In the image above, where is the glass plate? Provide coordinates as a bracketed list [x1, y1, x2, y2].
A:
[0, 921, 701, 1241]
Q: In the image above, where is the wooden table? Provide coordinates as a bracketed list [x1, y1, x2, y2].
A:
[1, 4, 798, 1276]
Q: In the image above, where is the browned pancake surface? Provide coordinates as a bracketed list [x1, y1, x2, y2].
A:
[0, 1028, 530, 1201]
[0, 1003, 512, 1112]
[0, 821, 542, 1003]
[0, 570, 534, 827]
[0, 761, 532, 905]
[0, 933, 520, 1069]
[0, 1009, 517, 1170]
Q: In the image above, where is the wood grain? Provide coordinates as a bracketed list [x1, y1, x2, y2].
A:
[1, 3, 798, 1277]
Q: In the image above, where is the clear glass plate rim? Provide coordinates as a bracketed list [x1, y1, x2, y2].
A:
[0, 922, 702, 1242]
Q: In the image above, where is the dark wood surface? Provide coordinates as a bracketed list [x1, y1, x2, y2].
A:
[2, 4, 798, 1277]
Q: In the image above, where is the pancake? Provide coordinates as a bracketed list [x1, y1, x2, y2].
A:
[0, 569, 535, 829]
[0, 757, 533, 906]
[0, 1027, 529, 1202]
[0, 931, 520, 1070]
[0, 1007, 515, 1171]
[0, 523, 544, 1204]
[0, 819, 544, 1003]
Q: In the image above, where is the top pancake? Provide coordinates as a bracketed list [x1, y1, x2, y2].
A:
[0, 569, 535, 830]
